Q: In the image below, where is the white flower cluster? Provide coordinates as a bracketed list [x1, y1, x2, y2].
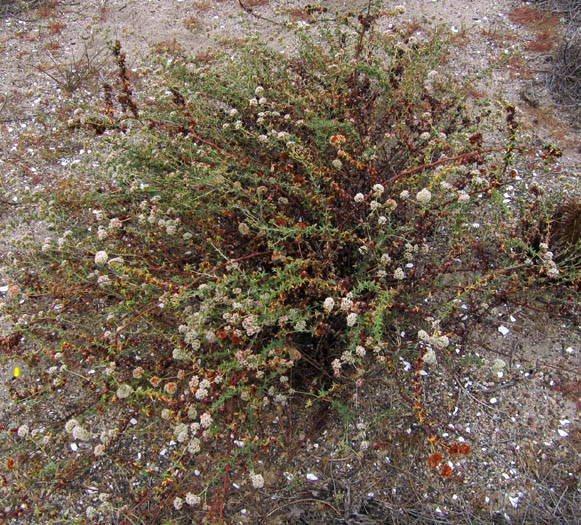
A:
[116, 383, 134, 399]
[331, 358, 342, 376]
[200, 412, 213, 428]
[94, 251, 108, 266]
[97, 274, 111, 288]
[195, 378, 212, 400]
[158, 217, 180, 236]
[404, 242, 415, 261]
[341, 349, 356, 365]
[187, 437, 201, 454]
[340, 296, 353, 311]
[416, 188, 432, 204]
[457, 190, 470, 203]
[490, 358, 506, 372]
[185, 492, 201, 505]
[100, 427, 118, 446]
[174, 423, 189, 443]
[65, 419, 91, 441]
[423, 349, 437, 365]
[539, 243, 559, 278]
[323, 297, 335, 312]
[18, 424, 29, 438]
[249, 471, 265, 489]
[173, 347, 191, 360]
[424, 69, 439, 93]
[418, 329, 450, 349]
[242, 314, 261, 336]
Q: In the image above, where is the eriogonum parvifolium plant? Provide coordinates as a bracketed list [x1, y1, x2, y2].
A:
[2, 10, 577, 523]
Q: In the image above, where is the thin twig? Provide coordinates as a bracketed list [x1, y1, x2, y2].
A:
[263, 498, 340, 520]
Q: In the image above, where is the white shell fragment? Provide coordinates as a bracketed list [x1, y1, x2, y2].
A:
[498, 326, 510, 336]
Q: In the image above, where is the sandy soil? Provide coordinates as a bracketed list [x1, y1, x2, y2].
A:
[0, 1, 579, 523]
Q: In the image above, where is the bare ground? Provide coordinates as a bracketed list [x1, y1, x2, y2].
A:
[0, 1, 579, 523]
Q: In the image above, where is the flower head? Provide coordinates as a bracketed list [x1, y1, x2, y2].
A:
[65, 419, 79, 434]
[440, 463, 453, 479]
[116, 384, 134, 399]
[164, 382, 177, 395]
[329, 134, 346, 146]
[418, 329, 430, 342]
[457, 190, 470, 203]
[416, 188, 432, 204]
[249, 471, 265, 489]
[72, 425, 90, 441]
[427, 451, 443, 468]
[94, 251, 108, 266]
[187, 437, 201, 454]
[323, 297, 335, 312]
[185, 492, 201, 506]
[423, 349, 437, 365]
[340, 297, 353, 311]
[200, 412, 213, 428]
[372, 184, 384, 197]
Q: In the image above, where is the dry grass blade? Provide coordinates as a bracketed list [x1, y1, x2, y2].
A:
[35, 42, 108, 94]
[550, 33, 581, 108]
[528, 0, 581, 24]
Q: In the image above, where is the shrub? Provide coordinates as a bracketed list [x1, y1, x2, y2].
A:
[2, 10, 578, 523]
